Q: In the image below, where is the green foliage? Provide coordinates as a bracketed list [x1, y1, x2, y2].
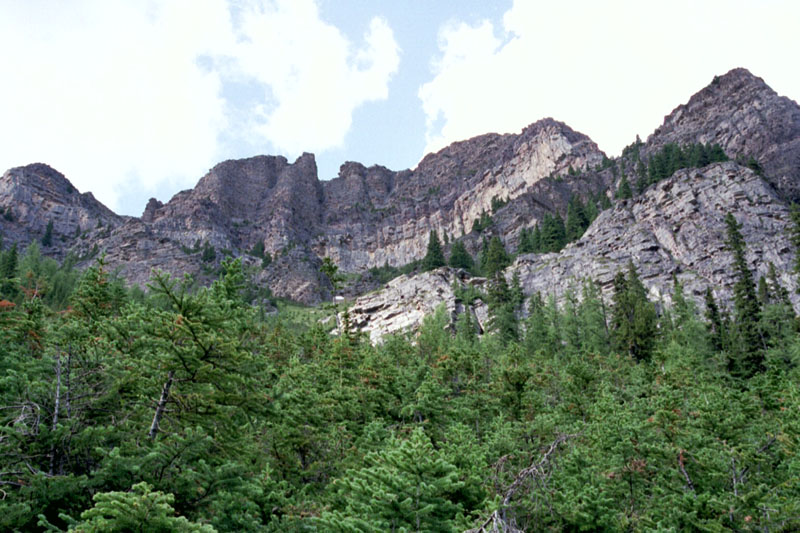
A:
[249, 239, 265, 259]
[724, 212, 765, 377]
[490, 195, 507, 214]
[317, 427, 464, 532]
[615, 173, 632, 199]
[471, 210, 493, 233]
[610, 262, 657, 362]
[482, 236, 510, 277]
[200, 241, 216, 263]
[47, 482, 216, 532]
[321, 256, 343, 291]
[1, 243, 799, 531]
[641, 142, 728, 191]
[41, 220, 54, 247]
[448, 240, 474, 271]
[422, 230, 446, 271]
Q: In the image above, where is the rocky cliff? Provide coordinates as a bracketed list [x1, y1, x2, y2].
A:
[0, 163, 123, 257]
[1, 68, 798, 313]
[644, 68, 800, 201]
[346, 161, 798, 341]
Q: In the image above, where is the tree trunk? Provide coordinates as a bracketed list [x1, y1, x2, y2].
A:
[148, 370, 175, 439]
[49, 350, 62, 475]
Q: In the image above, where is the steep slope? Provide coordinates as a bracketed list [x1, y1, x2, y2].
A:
[0, 163, 122, 256]
[317, 118, 609, 270]
[2, 67, 798, 309]
[89, 119, 610, 302]
[348, 162, 797, 341]
[644, 68, 800, 200]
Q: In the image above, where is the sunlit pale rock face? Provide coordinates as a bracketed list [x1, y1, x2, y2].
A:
[345, 162, 798, 342]
[1, 68, 799, 311]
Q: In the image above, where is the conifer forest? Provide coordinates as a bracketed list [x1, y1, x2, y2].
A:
[1, 207, 799, 532]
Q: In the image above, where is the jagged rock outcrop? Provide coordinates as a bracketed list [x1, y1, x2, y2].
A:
[346, 268, 489, 343]
[514, 161, 797, 307]
[317, 119, 608, 271]
[644, 68, 800, 201]
[2, 68, 798, 309]
[0, 163, 122, 256]
[348, 162, 797, 342]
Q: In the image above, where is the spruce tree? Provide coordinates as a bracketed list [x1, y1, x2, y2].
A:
[724, 212, 764, 377]
[448, 240, 473, 271]
[484, 236, 510, 277]
[41, 220, 54, 247]
[704, 287, 725, 352]
[616, 174, 632, 199]
[422, 230, 446, 271]
[317, 428, 463, 532]
[610, 262, 657, 362]
[565, 196, 588, 242]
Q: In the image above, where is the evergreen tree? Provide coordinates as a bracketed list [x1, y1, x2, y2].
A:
[250, 240, 265, 259]
[41, 220, 54, 247]
[483, 236, 510, 277]
[757, 275, 771, 306]
[704, 288, 725, 352]
[724, 212, 764, 377]
[53, 482, 216, 532]
[317, 428, 464, 532]
[488, 272, 519, 343]
[565, 196, 588, 242]
[616, 174, 632, 199]
[423, 230, 446, 271]
[767, 262, 791, 306]
[610, 262, 657, 362]
[518, 228, 534, 254]
[536, 214, 567, 253]
[1, 242, 19, 300]
[448, 240, 473, 271]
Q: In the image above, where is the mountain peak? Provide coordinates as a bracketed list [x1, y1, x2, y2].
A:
[645, 67, 800, 200]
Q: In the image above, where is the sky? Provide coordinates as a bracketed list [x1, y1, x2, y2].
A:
[1, 0, 799, 216]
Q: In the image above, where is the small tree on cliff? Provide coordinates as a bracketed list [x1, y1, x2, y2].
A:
[422, 230, 446, 271]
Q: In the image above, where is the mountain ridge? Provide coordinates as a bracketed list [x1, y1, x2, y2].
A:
[1, 67, 798, 314]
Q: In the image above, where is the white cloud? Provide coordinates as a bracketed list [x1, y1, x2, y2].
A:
[0, 0, 399, 214]
[418, 0, 800, 159]
[231, 0, 400, 155]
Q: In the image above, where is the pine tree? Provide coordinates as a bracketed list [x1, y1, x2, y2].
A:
[58, 482, 216, 532]
[317, 428, 464, 532]
[41, 220, 54, 247]
[610, 262, 657, 362]
[724, 212, 764, 377]
[423, 230, 446, 271]
[704, 288, 725, 352]
[448, 240, 473, 271]
[484, 236, 510, 277]
[565, 196, 588, 242]
[616, 175, 632, 199]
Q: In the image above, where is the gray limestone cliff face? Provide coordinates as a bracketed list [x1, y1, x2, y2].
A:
[347, 162, 797, 342]
[514, 162, 796, 308]
[3, 68, 799, 307]
[0, 163, 122, 256]
[644, 68, 800, 201]
[317, 119, 608, 271]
